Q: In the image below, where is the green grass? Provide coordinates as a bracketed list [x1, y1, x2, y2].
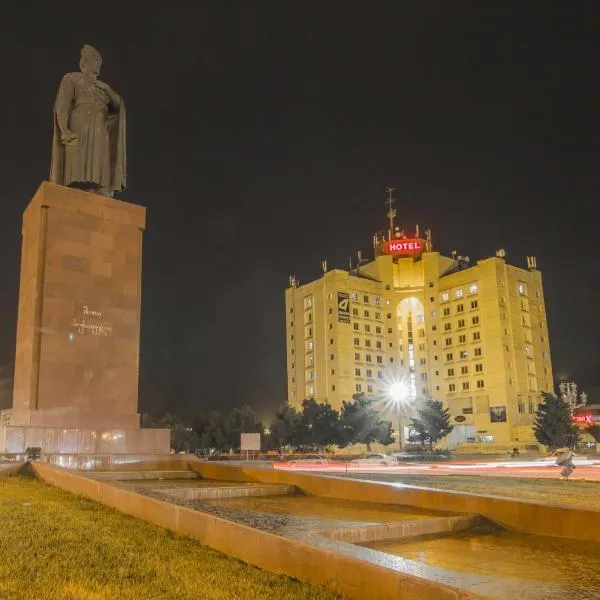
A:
[341, 473, 600, 509]
[0, 475, 343, 600]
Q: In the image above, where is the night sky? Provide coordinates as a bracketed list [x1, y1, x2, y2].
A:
[0, 2, 598, 420]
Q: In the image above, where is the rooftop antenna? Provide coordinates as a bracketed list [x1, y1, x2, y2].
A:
[321, 259, 328, 274]
[385, 186, 396, 241]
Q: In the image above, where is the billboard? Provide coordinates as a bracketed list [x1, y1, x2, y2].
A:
[240, 433, 261, 451]
[337, 291, 350, 324]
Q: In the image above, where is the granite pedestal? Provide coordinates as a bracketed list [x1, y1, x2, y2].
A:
[1, 182, 169, 454]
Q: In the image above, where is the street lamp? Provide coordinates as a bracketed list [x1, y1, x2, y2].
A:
[388, 381, 408, 450]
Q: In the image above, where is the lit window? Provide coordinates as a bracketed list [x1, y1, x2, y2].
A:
[351, 292, 358, 301]
[375, 297, 381, 305]
[307, 340, 313, 351]
[441, 292, 449, 302]
[304, 296, 313, 309]
[459, 350, 468, 359]
[455, 288, 464, 298]
[308, 386, 314, 396]
[518, 282, 527, 296]
[416, 314, 425, 324]
[431, 310, 437, 318]
[307, 355, 314, 366]
[469, 283, 478, 294]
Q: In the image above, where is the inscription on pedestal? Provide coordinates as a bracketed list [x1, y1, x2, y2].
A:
[70, 305, 113, 337]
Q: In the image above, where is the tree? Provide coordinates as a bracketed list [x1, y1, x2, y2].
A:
[300, 399, 342, 451]
[408, 398, 453, 449]
[224, 405, 262, 451]
[157, 412, 199, 453]
[339, 393, 394, 451]
[194, 410, 228, 452]
[586, 425, 600, 443]
[268, 404, 303, 451]
[534, 392, 581, 450]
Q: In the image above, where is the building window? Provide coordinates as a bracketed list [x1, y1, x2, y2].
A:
[446, 352, 453, 361]
[456, 304, 464, 313]
[352, 308, 359, 316]
[377, 371, 383, 379]
[456, 289, 464, 298]
[304, 296, 313, 309]
[444, 323, 452, 331]
[331, 384, 336, 391]
[431, 310, 437, 318]
[447, 368, 455, 377]
[471, 300, 478, 309]
[420, 373, 427, 381]
[459, 350, 468, 359]
[420, 358, 427, 365]
[458, 335, 466, 344]
[330, 353, 334, 360]
[375, 312, 381, 319]
[355, 368, 361, 376]
[363, 295, 369, 303]
[364, 310, 370, 318]
[376, 356, 383, 364]
[366, 369, 372, 377]
[449, 383, 456, 392]
[474, 347, 482, 357]
[518, 401, 525, 413]
[289, 307, 294, 314]
[328, 307, 333, 314]
[435, 370, 439, 376]
[469, 283, 478, 294]
[473, 331, 481, 341]
[461, 366, 468, 375]
[365, 339, 371, 347]
[441, 292, 449, 302]
[354, 352, 360, 360]
[457, 319, 465, 328]
[418, 329, 425, 337]
[443, 307, 450, 316]
[476, 380, 484, 389]
[527, 401, 535, 413]
[445, 337, 452, 346]
[367, 385, 373, 393]
[330, 338, 334, 345]
[462, 381, 470, 391]
[328, 323, 333, 330]
[291, 349, 295, 355]
[366, 354, 372, 363]
[376, 341, 382, 349]
[416, 314, 425, 324]
[388, 327, 393, 333]
[353, 323, 360, 331]
[291, 377, 295, 383]
[307, 355, 314, 366]
[330, 368, 335, 375]
[351, 292, 358, 301]
[354, 337, 360, 346]
[518, 282, 527, 296]
[365, 324, 371, 333]
[472, 316, 480, 325]
[475, 363, 483, 373]
[307, 340, 313, 351]
[375, 297, 381, 305]
[356, 383, 362, 392]
[291, 362, 295, 369]
[376, 326, 382, 334]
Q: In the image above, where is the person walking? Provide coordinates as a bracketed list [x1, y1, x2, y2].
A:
[551, 448, 577, 479]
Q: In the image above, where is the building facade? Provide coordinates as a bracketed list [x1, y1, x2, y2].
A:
[285, 229, 554, 450]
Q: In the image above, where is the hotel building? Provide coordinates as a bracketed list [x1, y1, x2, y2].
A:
[284, 221, 554, 451]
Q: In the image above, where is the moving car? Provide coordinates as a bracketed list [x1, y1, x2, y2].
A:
[287, 454, 330, 467]
[350, 453, 397, 467]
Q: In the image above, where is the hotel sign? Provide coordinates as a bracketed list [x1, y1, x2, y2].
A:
[337, 292, 350, 324]
[573, 413, 600, 425]
[385, 238, 423, 255]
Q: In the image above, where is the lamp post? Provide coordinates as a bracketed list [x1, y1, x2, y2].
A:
[389, 381, 408, 450]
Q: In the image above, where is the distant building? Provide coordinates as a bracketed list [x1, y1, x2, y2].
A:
[285, 212, 553, 452]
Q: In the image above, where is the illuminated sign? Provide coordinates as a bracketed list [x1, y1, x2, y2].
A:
[385, 238, 423, 255]
[337, 292, 350, 324]
[573, 413, 600, 425]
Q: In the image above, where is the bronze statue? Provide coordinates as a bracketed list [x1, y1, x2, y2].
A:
[50, 45, 126, 196]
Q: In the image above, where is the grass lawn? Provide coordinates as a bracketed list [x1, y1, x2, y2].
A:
[0, 475, 343, 600]
[340, 473, 600, 509]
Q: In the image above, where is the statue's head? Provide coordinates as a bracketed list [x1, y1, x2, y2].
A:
[80, 45, 102, 77]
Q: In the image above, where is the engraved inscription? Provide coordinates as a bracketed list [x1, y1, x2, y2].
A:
[71, 305, 113, 337]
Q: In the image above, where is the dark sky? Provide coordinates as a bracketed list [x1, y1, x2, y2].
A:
[0, 2, 598, 421]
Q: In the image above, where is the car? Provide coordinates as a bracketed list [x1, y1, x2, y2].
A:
[350, 453, 397, 467]
[391, 452, 451, 462]
[287, 454, 330, 467]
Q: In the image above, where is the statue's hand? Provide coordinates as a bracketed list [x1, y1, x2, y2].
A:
[61, 130, 78, 146]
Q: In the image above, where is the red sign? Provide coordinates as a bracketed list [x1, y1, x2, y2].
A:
[573, 413, 600, 425]
[385, 238, 423, 255]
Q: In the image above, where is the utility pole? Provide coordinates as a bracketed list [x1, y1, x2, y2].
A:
[385, 186, 396, 241]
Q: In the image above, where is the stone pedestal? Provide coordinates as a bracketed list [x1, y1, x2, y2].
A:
[3, 182, 169, 454]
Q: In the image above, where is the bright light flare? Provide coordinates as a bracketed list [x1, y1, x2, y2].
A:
[387, 381, 408, 404]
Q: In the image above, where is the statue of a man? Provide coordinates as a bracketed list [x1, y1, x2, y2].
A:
[50, 45, 126, 197]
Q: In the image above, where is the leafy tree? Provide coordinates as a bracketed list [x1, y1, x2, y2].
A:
[339, 393, 394, 451]
[268, 404, 302, 451]
[157, 412, 199, 453]
[300, 399, 342, 451]
[534, 392, 581, 450]
[224, 405, 262, 451]
[408, 398, 454, 449]
[194, 410, 228, 452]
[586, 425, 600, 443]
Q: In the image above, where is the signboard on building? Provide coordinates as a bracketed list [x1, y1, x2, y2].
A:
[337, 291, 350, 324]
[489, 406, 507, 423]
[573, 413, 600, 425]
[240, 433, 261, 451]
[385, 238, 423, 256]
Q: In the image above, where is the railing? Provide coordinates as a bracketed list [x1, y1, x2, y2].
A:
[0, 409, 12, 426]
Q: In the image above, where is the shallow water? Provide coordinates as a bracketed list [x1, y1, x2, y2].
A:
[364, 529, 600, 591]
[202, 495, 442, 522]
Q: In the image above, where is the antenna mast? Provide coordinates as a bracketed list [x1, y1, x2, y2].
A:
[385, 186, 396, 241]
